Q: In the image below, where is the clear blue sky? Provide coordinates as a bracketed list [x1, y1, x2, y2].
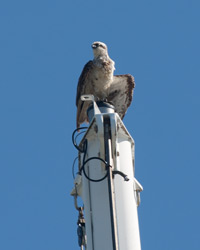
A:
[0, 0, 199, 249]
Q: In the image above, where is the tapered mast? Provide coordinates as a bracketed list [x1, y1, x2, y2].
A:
[71, 95, 143, 250]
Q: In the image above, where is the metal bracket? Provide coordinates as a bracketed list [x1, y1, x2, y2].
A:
[134, 178, 143, 207]
[70, 173, 83, 212]
[81, 94, 101, 115]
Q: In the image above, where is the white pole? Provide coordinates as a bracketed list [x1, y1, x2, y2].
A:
[71, 98, 143, 250]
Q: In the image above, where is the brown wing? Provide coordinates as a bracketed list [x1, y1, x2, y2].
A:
[76, 60, 94, 128]
[107, 74, 135, 119]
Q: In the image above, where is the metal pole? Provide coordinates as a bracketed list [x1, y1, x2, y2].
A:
[71, 98, 143, 250]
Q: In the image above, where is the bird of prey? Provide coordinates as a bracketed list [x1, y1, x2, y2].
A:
[76, 41, 135, 128]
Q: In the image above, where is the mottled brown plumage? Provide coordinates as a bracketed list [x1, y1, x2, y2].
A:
[76, 41, 135, 128]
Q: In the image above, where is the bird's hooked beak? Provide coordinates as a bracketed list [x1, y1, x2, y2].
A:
[91, 44, 97, 49]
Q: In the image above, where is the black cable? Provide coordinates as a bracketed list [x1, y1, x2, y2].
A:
[72, 127, 88, 152]
[75, 130, 86, 145]
[72, 128, 110, 183]
[112, 170, 129, 181]
[82, 139, 88, 165]
[81, 157, 109, 182]
[71, 127, 87, 179]
[104, 119, 118, 250]
[72, 156, 78, 179]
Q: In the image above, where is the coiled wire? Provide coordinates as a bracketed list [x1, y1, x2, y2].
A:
[72, 128, 110, 182]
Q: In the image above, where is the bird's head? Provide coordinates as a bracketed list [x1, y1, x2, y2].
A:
[91, 41, 108, 58]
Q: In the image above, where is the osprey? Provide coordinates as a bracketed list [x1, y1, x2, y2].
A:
[76, 41, 135, 128]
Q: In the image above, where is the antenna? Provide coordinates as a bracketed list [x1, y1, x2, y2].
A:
[71, 95, 143, 250]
